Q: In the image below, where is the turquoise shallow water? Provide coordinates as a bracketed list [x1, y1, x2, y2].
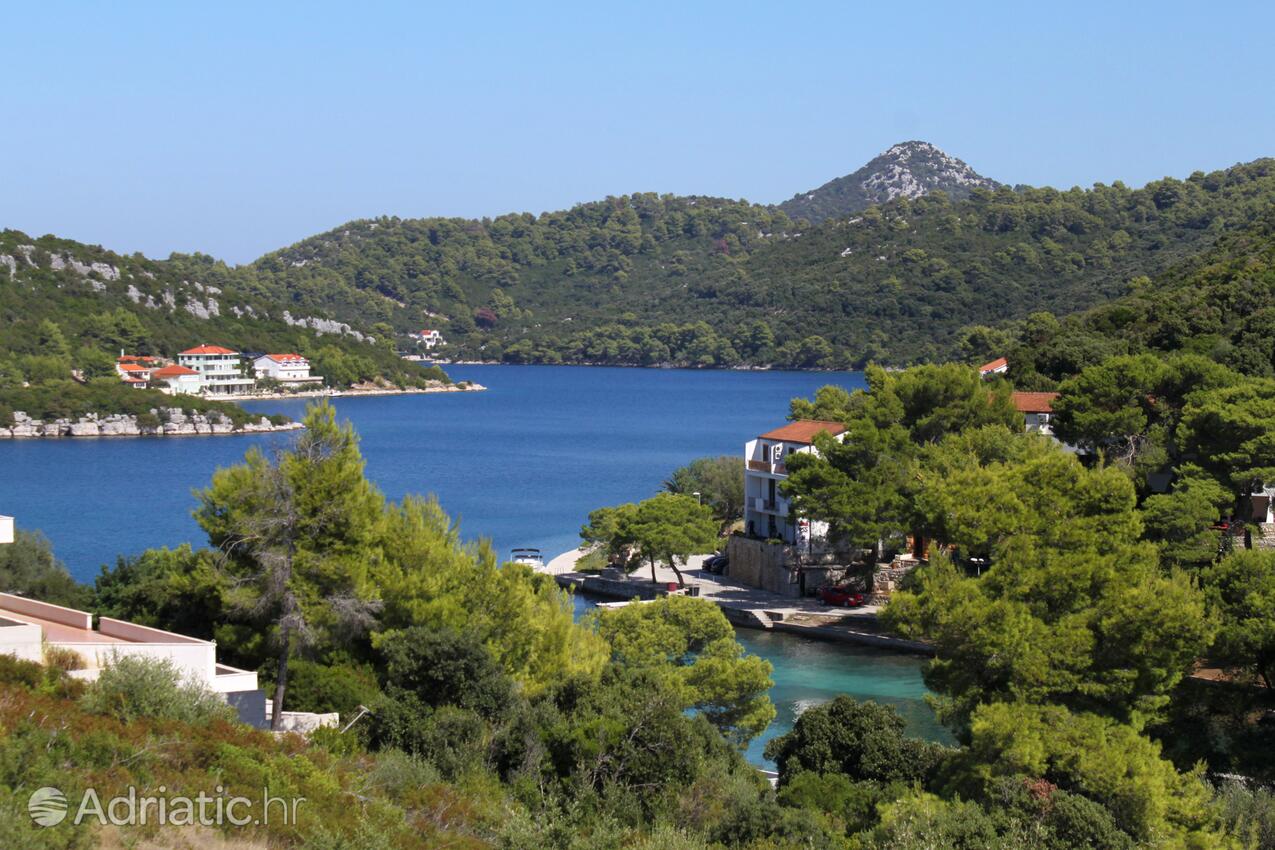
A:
[571, 592, 950, 767]
[0, 364, 945, 763]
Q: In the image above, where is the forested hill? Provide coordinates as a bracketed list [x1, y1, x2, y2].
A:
[0, 230, 446, 403]
[777, 140, 1000, 224]
[986, 204, 1275, 388]
[256, 156, 1275, 369]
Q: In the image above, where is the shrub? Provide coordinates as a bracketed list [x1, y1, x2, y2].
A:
[0, 653, 44, 688]
[1216, 780, 1275, 850]
[376, 626, 514, 719]
[283, 659, 382, 717]
[43, 644, 85, 672]
[80, 655, 235, 724]
[764, 696, 949, 787]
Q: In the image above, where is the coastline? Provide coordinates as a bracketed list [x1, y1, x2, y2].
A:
[541, 548, 933, 655]
[0, 382, 487, 440]
[215, 381, 487, 402]
[0, 409, 304, 440]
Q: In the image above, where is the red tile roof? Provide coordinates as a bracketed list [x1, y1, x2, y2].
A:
[1011, 391, 1059, 413]
[180, 345, 236, 356]
[152, 364, 199, 378]
[117, 363, 150, 373]
[979, 357, 1008, 373]
[760, 420, 846, 444]
[262, 353, 307, 363]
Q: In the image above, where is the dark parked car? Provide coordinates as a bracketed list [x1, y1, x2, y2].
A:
[819, 584, 865, 607]
[702, 554, 728, 574]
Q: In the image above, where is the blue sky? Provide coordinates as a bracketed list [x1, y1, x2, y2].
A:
[2, 1, 1271, 264]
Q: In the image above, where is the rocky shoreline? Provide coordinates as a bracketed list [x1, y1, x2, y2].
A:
[0, 409, 303, 439]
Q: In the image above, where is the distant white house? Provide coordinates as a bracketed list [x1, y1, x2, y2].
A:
[151, 364, 203, 395]
[0, 515, 12, 545]
[177, 345, 254, 395]
[115, 354, 163, 389]
[253, 353, 323, 386]
[411, 329, 445, 349]
[979, 357, 1009, 379]
[744, 420, 846, 547]
[115, 362, 153, 389]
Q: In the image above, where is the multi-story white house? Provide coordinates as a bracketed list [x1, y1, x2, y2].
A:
[177, 345, 254, 395]
[744, 420, 846, 546]
[411, 329, 445, 349]
[252, 353, 323, 386]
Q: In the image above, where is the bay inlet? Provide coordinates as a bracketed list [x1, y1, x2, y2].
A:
[0, 364, 947, 763]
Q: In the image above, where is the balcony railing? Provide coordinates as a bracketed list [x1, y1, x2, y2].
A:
[752, 497, 789, 516]
[747, 460, 787, 475]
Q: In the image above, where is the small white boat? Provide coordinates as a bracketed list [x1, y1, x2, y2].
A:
[510, 547, 545, 567]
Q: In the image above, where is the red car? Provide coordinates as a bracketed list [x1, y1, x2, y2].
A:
[819, 584, 865, 607]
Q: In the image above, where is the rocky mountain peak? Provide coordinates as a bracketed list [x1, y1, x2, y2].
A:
[779, 140, 1000, 224]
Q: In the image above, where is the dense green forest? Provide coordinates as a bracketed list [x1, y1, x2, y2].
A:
[253, 157, 1275, 368]
[0, 230, 450, 423]
[965, 206, 1275, 388]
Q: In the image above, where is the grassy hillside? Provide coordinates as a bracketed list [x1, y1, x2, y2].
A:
[254, 158, 1275, 369]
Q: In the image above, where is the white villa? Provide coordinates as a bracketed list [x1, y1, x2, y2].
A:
[150, 363, 203, 394]
[411, 329, 445, 349]
[177, 345, 254, 395]
[253, 353, 323, 386]
[744, 420, 845, 546]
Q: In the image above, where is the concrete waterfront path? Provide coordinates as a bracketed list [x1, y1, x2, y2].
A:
[538, 549, 932, 655]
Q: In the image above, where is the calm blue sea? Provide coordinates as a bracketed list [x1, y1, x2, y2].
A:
[0, 365, 948, 761]
[2, 365, 864, 580]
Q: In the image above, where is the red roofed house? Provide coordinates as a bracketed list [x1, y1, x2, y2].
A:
[411, 329, 445, 349]
[1012, 391, 1059, 436]
[115, 361, 153, 389]
[979, 357, 1009, 378]
[744, 420, 846, 547]
[252, 353, 323, 386]
[177, 345, 254, 395]
[151, 363, 204, 395]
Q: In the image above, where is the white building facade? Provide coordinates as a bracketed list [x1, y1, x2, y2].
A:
[177, 345, 254, 395]
[151, 364, 204, 395]
[411, 329, 444, 349]
[744, 420, 845, 547]
[253, 353, 323, 386]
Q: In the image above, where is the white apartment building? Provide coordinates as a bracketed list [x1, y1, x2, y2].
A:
[253, 353, 323, 386]
[744, 420, 845, 547]
[177, 345, 254, 395]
